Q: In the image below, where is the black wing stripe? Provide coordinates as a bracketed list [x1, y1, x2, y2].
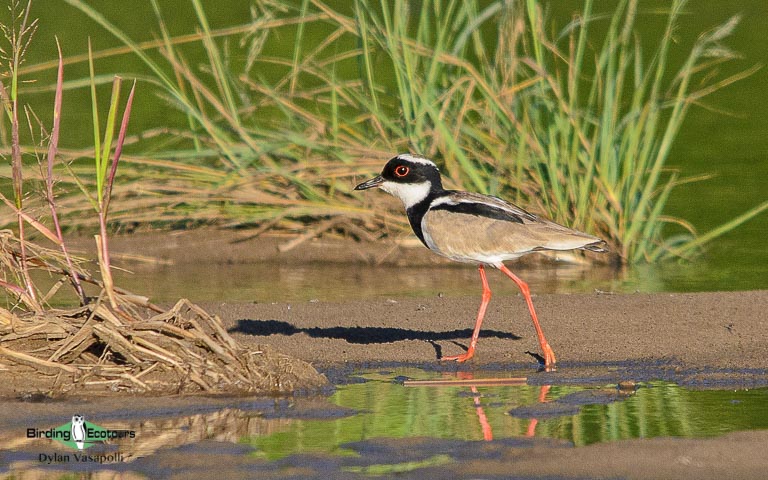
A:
[431, 202, 530, 224]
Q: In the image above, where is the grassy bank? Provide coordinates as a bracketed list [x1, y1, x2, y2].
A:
[5, 0, 767, 264]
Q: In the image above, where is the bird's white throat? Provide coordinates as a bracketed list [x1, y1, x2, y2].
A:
[380, 180, 431, 209]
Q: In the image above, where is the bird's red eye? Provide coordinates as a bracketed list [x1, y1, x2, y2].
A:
[394, 165, 409, 177]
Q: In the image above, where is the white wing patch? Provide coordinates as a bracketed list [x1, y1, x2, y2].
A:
[429, 192, 536, 222]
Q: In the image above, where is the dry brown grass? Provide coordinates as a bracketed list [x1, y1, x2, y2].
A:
[0, 202, 326, 396]
[0, 293, 327, 395]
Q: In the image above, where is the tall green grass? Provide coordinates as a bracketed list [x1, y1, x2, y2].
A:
[13, 0, 768, 263]
[0, 0, 135, 309]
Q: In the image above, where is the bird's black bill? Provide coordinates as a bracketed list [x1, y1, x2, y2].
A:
[354, 175, 384, 190]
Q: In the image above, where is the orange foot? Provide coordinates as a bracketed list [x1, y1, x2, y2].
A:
[441, 349, 475, 362]
[541, 342, 557, 371]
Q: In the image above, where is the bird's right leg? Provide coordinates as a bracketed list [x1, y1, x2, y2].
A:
[442, 265, 491, 362]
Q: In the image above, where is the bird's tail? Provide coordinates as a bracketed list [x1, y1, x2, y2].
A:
[581, 240, 608, 253]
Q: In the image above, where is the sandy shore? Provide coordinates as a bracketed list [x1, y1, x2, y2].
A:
[88, 230, 767, 373]
[205, 290, 768, 373]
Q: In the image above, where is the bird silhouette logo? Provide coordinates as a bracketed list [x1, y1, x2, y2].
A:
[71, 414, 86, 450]
[32, 415, 131, 452]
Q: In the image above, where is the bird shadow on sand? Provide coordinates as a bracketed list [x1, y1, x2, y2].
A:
[229, 319, 521, 345]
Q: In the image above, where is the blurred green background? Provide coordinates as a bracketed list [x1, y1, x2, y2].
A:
[7, 0, 767, 293]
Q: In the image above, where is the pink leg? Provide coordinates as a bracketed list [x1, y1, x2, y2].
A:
[442, 265, 491, 362]
[470, 385, 493, 441]
[525, 385, 552, 437]
[498, 264, 557, 368]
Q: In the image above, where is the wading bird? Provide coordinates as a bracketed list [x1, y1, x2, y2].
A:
[355, 154, 606, 369]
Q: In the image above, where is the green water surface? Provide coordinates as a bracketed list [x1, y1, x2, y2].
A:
[249, 369, 768, 460]
[2, 368, 767, 478]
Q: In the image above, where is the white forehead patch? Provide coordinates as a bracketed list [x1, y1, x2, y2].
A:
[396, 154, 438, 169]
[380, 180, 431, 209]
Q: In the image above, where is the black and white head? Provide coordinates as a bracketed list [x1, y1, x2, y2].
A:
[354, 154, 443, 209]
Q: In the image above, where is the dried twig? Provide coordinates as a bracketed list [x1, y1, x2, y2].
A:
[0, 295, 327, 394]
[0, 346, 78, 374]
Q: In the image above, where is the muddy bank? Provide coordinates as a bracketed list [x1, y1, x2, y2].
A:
[206, 290, 768, 373]
[9, 432, 768, 479]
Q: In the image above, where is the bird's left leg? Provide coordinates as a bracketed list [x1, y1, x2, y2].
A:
[498, 264, 557, 369]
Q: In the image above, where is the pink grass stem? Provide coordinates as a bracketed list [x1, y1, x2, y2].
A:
[45, 39, 86, 304]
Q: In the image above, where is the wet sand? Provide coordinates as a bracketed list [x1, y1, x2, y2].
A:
[206, 290, 768, 372]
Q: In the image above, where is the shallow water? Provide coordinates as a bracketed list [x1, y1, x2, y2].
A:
[255, 367, 768, 453]
[114, 261, 621, 303]
[13, 248, 765, 309]
[109, 258, 761, 305]
[3, 366, 767, 478]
